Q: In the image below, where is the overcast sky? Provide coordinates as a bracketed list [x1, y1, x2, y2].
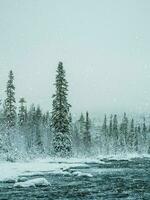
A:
[0, 0, 150, 116]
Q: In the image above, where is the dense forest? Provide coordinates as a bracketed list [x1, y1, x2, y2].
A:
[0, 62, 150, 161]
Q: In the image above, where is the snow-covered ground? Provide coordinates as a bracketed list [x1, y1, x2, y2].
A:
[0, 157, 91, 182]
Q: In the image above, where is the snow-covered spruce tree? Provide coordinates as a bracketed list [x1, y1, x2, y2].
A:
[35, 105, 44, 153]
[141, 117, 147, 153]
[17, 98, 28, 155]
[136, 124, 141, 152]
[102, 115, 107, 136]
[77, 113, 86, 153]
[123, 113, 128, 141]
[113, 115, 118, 140]
[134, 126, 139, 152]
[26, 104, 36, 151]
[142, 118, 147, 140]
[18, 98, 27, 127]
[128, 118, 135, 152]
[3, 70, 18, 161]
[107, 114, 113, 154]
[112, 114, 118, 153]
[42, 111, 51, 153]
[79, 113, 85, 141]
[121, 113, 128, 151]
[0, 106, 5, 156]
[72, 123, 80, 155]
[109, 115, 113, 137]
[0, 104, 6, 155]
[51, 62, 72, 157]
[83, 111, 91, 155]
[4, 70, 16, 128]
[101, 115, 108, 154]
[119, 113, 128, 153]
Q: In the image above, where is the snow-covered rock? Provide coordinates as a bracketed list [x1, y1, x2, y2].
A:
[14, 178, 50, 188]
[72, 171, 93, 178]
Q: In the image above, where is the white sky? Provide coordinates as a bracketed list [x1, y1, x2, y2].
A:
[0, 0, 150, 116]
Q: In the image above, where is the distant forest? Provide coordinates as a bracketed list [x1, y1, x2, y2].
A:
[0, 62, 149, 161]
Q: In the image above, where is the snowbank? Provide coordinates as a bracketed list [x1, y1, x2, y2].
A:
[14, 178, 50, 188]
[0, 158, 88, 181]
[97, 153, 150, 161]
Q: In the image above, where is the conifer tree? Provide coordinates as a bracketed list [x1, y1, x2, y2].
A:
[119, 113, 128, 152]
[109, 115, 113, 137]
[78, 113, 85, 141]
[26, 104, 36, 150]
[122, 113, 128, 145]
[18, 98, 27, 127]
[69, 113, 73, 133]
[42, 111, 50, 126]
[42, 111, 51, 153]
[51, 62, 72, 157]
[112, 114, 118, 153]
[134, 126, 139, 152]
[102, 115, 107, 136]
[137, 124, 141, 133]
[119, 122, 124, 147]
[142, 117, 147, 141]
[101, 115, 108, 154]
[113, 114, 118, 140]
[137, 124, 141, 152]
[73, 123, 80, 154]
[83, 111, 91, 154]
[128, 118, 135, 151]
[4, 70, 16, 128]
[35, 105, 43, 152]
[74, 113, 85, 154]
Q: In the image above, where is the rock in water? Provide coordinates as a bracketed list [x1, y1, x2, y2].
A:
[72, 171, 93, 178]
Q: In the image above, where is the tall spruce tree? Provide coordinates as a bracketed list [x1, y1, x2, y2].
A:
[51, 62, 72, 157]
[4, 70, 16, 128]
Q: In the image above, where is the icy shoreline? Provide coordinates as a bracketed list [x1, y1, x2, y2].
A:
[0, 158, 89, 182]
[0, 154, 149, 182]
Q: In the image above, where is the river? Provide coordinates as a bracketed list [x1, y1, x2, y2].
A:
[0, 157, 149, 200]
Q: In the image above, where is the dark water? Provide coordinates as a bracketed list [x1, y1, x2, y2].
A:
[0, 157, 150, 200]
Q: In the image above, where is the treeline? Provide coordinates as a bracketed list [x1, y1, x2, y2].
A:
[74, 113, 150, 156]
[0, 62, 149, 160]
